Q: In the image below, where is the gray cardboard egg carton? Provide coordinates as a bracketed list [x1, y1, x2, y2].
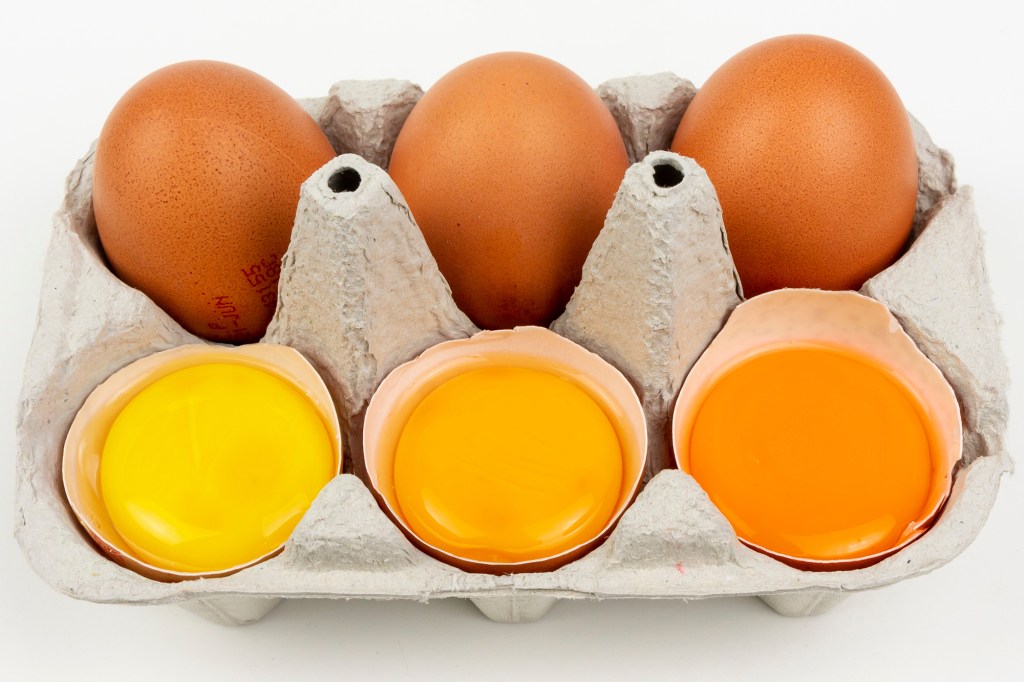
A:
[15, 73, 1011, 625]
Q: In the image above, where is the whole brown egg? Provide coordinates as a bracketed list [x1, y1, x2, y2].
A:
[388, 52, 629, 329]
[671, 35, 918, 297]
[93, 61, 337, 343]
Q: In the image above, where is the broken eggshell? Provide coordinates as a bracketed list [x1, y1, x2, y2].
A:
[671, 289, 962, 571]
[62, 343, 343, 582]
[362, 326, 647, 574]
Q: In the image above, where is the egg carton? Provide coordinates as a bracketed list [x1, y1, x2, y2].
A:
[14, 73, 1010, 625]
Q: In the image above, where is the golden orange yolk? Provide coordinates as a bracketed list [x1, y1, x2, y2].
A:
[100, 363, 336, 573]
[687, 346, 934, 563]
[393, 366, 624, 564]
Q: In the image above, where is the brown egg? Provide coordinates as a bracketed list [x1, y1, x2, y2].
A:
[671, 35, 918, 297]
[93, 61, 337, 343]
[388, 52, 629, 329]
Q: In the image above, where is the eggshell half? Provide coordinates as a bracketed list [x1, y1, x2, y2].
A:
[62, 344, 343, 582]
[363, 326, 647, 574]
[671, 289, 962, 571]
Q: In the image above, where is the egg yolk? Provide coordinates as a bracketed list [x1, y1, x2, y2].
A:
[687, 346, 934, 563]
[100, 363, 336, 573]
[393, 366, 624, 564]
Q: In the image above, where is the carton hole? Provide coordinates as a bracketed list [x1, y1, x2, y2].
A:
[653, 162, 684, 188]
[328, 167, 361, 193]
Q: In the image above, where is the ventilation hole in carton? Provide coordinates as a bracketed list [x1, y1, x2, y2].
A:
[653, 162, 684, 188]
[328, 167, 361, 193]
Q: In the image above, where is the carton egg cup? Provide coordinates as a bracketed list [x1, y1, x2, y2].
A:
[14, 73, 1011, 624]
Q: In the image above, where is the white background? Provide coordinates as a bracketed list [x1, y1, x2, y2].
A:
[2, 1, 1021, 679]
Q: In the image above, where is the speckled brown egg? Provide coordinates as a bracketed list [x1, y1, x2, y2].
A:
[671, 35, 918, 297]
[93, 60, 337, 343]
[388, 52, 629, 330]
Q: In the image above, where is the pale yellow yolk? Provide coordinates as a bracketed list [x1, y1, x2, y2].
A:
[687, 346, 934, 563]
[100, 363, 336, 573]
[393, 366, 624, 564]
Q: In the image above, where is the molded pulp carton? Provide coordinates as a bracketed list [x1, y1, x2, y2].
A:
[15, 73, 1011, 624]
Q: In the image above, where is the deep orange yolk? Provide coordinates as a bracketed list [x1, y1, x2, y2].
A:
[393, 366, 624, 564]
[100, 363, 336, 573]
[687, 346, 934, 562]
